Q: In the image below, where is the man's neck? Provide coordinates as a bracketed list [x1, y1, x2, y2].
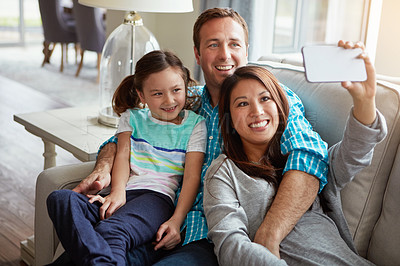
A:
[206, 85, 220, 108]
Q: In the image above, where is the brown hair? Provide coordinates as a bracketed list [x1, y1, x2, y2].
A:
[218, 66, 289, 189]
[112, 50, 199, 115]
[193, 7, 249, 55]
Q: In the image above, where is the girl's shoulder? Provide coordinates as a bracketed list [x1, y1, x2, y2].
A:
[182, 109, 205, 124]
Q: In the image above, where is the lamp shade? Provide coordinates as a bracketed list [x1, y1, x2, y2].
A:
[78, 0, 193, 13]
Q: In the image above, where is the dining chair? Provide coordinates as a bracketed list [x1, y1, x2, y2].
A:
[72, 0, 106, 82]
[38, 0, 78, 72]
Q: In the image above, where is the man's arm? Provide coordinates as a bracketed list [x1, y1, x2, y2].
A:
[72, 140, 117, 195]
[253, 170, 318, 258]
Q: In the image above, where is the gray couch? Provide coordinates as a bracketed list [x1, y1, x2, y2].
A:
[35, 59, 400, 266]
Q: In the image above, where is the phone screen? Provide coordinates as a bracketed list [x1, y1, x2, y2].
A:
[301, 46, 367, 83]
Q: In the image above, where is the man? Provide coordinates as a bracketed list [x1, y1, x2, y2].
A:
[71, 7, 328, 265]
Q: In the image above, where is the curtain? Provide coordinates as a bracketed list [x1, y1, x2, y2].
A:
[194, 0, 256, 82]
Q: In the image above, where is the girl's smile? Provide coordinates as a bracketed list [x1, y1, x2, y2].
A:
[138, 66, 186, 124]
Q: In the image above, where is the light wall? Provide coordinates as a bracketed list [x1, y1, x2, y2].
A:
[375, 0, 399, 77]
[105, 1, 201, 75]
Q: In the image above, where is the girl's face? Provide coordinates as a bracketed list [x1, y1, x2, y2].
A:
[138, 67, 186, 124]
[229, 78, 280, 155]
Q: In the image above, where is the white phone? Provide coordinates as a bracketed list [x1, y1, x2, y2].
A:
[301, 45, 367, 83]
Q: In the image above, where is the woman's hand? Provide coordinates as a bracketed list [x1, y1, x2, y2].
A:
[89, 189, 126, 220]
[338, 40, 377, 125]
[153, 218, 182, 250]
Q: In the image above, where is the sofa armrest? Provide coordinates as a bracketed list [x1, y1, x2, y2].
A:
[35, 161, 95, 266]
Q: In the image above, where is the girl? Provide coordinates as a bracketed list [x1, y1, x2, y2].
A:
[204, 42, 386, 265]
[47, 50, 206, 265]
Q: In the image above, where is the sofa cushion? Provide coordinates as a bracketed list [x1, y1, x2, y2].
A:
[368, 144, 400, 264]
[249, 60, 400, 258]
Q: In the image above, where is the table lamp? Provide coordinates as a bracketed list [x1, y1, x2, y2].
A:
[78, 0, 193, 127]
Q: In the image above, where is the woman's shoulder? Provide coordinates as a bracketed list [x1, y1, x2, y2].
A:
[205, 154, 233, 180]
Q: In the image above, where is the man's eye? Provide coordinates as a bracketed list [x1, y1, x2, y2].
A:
[231, 43, 240, 47]
[209, 43, 218, 48]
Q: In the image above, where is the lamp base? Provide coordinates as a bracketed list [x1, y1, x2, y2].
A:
[98, 106, 119, 128]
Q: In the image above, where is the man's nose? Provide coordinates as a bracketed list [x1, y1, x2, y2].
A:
[219, 44, 231, 60]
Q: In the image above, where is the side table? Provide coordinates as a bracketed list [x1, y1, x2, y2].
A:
[14, 106, 116, 169]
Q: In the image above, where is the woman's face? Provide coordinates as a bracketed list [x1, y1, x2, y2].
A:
[229, 78, 280, 154]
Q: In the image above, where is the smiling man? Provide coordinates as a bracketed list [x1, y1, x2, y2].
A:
[66, 7, 329, 266]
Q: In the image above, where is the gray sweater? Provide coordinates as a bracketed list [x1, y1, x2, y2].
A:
[203, 110, 387, 266]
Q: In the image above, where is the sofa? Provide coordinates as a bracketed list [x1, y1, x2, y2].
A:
[34, 59, 400, 266]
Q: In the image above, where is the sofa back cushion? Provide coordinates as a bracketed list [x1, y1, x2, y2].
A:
[249, 61, 400, 258]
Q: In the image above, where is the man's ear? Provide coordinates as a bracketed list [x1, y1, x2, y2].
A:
[194, 46, 201, 65]
[137, 90, 146, 104]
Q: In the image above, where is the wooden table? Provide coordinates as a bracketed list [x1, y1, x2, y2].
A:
[14, 106, 116, 169]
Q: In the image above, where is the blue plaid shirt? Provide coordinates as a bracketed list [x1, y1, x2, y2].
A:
[98, 84, 329, 245]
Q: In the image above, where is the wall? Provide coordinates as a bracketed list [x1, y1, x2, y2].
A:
[374, 0, 400, 77]
[105, 0, 398, 78]
[105, 1, 201, 75]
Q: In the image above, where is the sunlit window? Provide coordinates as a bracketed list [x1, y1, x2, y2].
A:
[272, 0, 366, 53]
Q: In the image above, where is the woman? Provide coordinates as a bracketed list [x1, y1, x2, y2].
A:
[203, 42, 387, 265]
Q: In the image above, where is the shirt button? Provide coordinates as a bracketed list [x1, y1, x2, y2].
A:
[209, 136, 213, 140]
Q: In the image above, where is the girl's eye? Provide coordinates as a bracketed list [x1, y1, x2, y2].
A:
[173, 88, 182, 93]
[153, 92, 162, 96]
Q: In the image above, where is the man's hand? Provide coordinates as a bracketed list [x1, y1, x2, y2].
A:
[72, 169, 111, 195]
[254, 170, 318, 258]
[72, 142, 116, 195]
[153, 218, 181, 251]
[254, 227, 281, 258]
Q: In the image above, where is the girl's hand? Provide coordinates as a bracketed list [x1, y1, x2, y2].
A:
[153, 218, 181, 250]
[338, 40, 377, 125]
[96, 190, 126, 220]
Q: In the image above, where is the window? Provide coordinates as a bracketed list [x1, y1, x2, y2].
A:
[251, 0, 369, 61]
[0, 0, 42, 46]
[272, 0, 366, 53]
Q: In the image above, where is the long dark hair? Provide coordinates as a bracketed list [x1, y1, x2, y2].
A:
[218, 66, 289, 190]
[112, 50, 199, 116]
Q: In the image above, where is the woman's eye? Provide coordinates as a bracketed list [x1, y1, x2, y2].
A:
[237, 102, 248, 107]
[261, 96, 270, 102]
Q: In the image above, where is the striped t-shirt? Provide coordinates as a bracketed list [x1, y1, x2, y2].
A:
[117, 108, 206, 202]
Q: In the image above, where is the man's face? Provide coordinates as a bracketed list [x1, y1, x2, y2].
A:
[194, 17, 248, 92]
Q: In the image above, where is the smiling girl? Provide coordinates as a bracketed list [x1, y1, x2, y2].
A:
[47, 50, 206, 265]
